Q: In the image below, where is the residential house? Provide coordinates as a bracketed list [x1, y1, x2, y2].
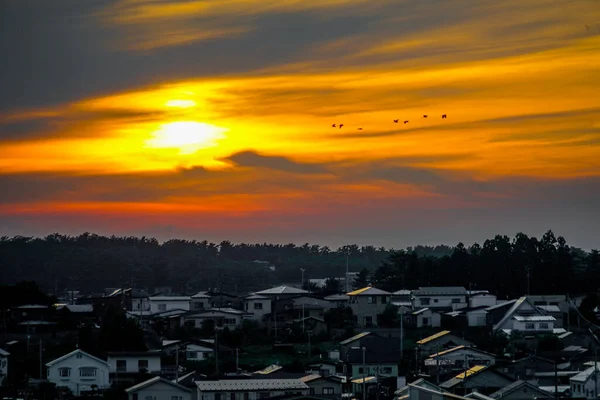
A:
[289, 317, 327, 336]
[174, 371, 208, 400]
[130, 290, 151, 312]
[425, 346, 496, 376]
[292, 297, 334, 312]
[346, 336, 401, 379]
[46, 349, 110, 396]
[208, 292, 242, 309]
[492, 297, 555, 335]
[395, 378, 446, 398]
[466, 308, 488, 327]
[0, 348, 9, 386]
[488, 381, 552, 400]
[195, 379, 309, 400]
[416, 331, 474, 356]
[255, 286, 309, 300]
[340, 332, 378, 361]
[324, 294, 349, 308]
[347, 287, 392, 328]
[559, 332, 595, 352]
[440, 366, 514, 395]
[412, 287, 468, 311]
[392, 290, 412, 308]
[412, 308, 442, 328]
[300, 374, 344, 396]
[397, 382, 473, 400]
[107, 350, 162, 375]
[570, 366, 600, 399]
[149, 296, 191, 313]
[183, 308, 251, 330]
[186, 344, 214, 362]
[126, 376, 192, 400]
[54, 304, 96, 328]
[484, 301, 518, 327]
[191, 292, 212, 312]
[306, 363, 337, 377]
[468, 294, 497, 309]
[534, 305, 564, 329]
[243, 294, 272, 323]
[495, 356, 556, 382]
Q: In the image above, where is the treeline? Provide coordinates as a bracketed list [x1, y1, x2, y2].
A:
[0, 231, 596, 298]
[370, 231, 599, 298]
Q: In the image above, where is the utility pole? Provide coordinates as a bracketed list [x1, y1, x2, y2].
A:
[345, 253, 350, 292]
[526, 266, 530, 297]
[235, 348, 239, 372]
[436, 345, 441, 384]
[215, 328, 220, 377]
[595, 351, 598, 398]
[400, 308, 404, 360]
[554, 361, 558, 400]
[39, 338, 43, 379]
[302, 304, 305, 333]
[175, 345, 180, 381]
[463, 353, 469, 396]
[308, 330, 313, 359]
[362, 347, 366, 400]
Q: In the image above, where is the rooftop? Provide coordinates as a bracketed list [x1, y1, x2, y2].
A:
[513, 315, 555, 322]
[427, 346, 496, 358]
[126, 376, 191, 393]
[488, 381, 552, 399]
[256, 286, 308, 295]
[196, 379, 308, 391]
[416, 330, 451, 345]
[340, 331, 372, 345]
[149, 296, 191, 301]
[571, 367, 598, 382]
[413, 287, 467, 296]
[347, 287, 391, 296]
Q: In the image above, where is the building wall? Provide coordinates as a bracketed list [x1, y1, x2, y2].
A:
[512, 320, 554, 333]
[47, 354, 110, 395]
[107, 355, 161, 374]
[349, 296, 390, 327]
[306, 379, 343, 395]
[149, 299, 191, 313]
[197, 389, 308, 400]
[184, 312, 246, 329]
[186, 344, 213, 362]
[132, 298, 151, 312]
[416, 310, 441, 328]
[491, 387, 547, 400]
[350, 363, 397, 378]
[470, 295, 497, 308]
[414, 295, 467, 310]
[129, 381, 191, 400]
[191, 298, 211, 311]
[467, 310, 488, 327]
[244, 299, 271, 322]
[0, 355, 8, 386]
[427, 349, 496, 368]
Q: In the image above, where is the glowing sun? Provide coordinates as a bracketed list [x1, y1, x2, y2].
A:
[145, 121, 228, 154]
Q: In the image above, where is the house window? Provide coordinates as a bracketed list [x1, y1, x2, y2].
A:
[323, 388, 335, 395]
[245, 303, 249, 310]
[433, 299, 438, 303]
[310, 388, 315, 395]
[259, 392, 269, 398]
[539, 323, 549, 330]
[452, 298, 460, 303]
[244, 393, 250, 400]
[382, 367, 392, 374]
[422, 317, 430, 326]
[421, 298, 430, 305]
[194, 302, 204, 310]
[158, 304, 167, 311]
[187, 351, 198, 359]
[381, 296, 387, 304]
[224, 318, 236, 325]
[138, 360, 149, 371]
[215, 394, 221, 400]
[254, 302, 263, 310]
[364, 316, 373, 327]
[116, 360, 127, 372]
[59, 367, 71, 377]
[80, 367, 96, 377]
[367, 296, 375, 304]
[525, 323, 535, 330]
[76, 353, 83, 359]
[358, 367, 364, 374]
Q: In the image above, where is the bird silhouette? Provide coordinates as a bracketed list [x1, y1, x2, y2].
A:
[393, 119, 399, 123]
[358, 128, 363, 130]
[423, 115, 428, 118]
[339, 124, 344, 129]
[404, 120, 409, 124]
[442, 114, 447, 119]
[332, 124, 336, 128]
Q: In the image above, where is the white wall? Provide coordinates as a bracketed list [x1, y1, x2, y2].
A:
[244, 299, 271, 322]
[416, 310, 441, 328]
[512, 320, 554, 333]
[129, 381, 191, 400]
[571, 372, 600, 399]
[414, 295, 467, 309]
[186, 344, 213, 361]
[108, 355, 161, 374]
[469, 294, 497, 308]
[149, 298, 191, 313]
[198, 389, 308, 400]
[184, 311, 247, 329]
[467, 310, 487, 327]
[47, 353, 109, 396]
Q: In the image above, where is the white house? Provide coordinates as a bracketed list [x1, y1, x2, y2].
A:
[570, 366, 600, 399]
[425, 346, 496, 370]
[469, 294, 497, 308]
[195, 379, 309, 400]
[183, 308, 251, 330]
[412, 287, 467, 310]
[493, 297, 555, 334]
[126, 376, 192, 400]
[412, 308, 441, 328]
[243, 294, 272, 323]
[347, 286, 392, 328]
[0, 348, 9, 386]
[149, 296, 191, 313]
[186, 344, 214, 362]
[107, 350, 162, 374]
[191, 292, 212, 312]
[46, 349, 110, 396]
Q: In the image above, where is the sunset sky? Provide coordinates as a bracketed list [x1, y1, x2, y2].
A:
[1, 0, 599, 249]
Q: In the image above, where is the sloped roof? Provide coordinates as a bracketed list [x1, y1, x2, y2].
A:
[0, 348, 10, 356]
[126, 376, 191, 393]
[571, 367, 598, 383]
[55, 304, 94, 313]
[393, 290, 412, 295]
[395, 378, 445, 396]
[465, 392, 495, 400]
[413, 287, 467, 296]
[299, 374, 323, 383]
[256, 286, 308, 295]
[427, 346, 496, 359]
[244, 293, 270, 300]
[46, 349, 108, 367]
[416, 331, 451, 345]
[340, 331, 372, 345]
[488, 381, 551, 399]
[192, 292, 212, 299]
[493, 296, 544, 331]
[149, 296, 191, 301]
[485, 300, 517, 311]
[347, 287, 391, 296]
[440, 366, 488, 389]
[196, 379, 308, 391]
[254, 364, 283, 375]
[324, 294, 349, 301]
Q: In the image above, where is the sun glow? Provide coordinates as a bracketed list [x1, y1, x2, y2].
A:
[145, 121, 228, 155]
[165, 99, 197, 108]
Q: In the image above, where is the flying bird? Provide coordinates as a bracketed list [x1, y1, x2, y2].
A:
[358, 128, 363, 130]
[332, 124, 336, 128]
[393, 119, 399, 123]
[339, 124, 344, 129]
[442, 114, 447, 119]
[423, 115, 428, 118]
[404, 120, 409, 124]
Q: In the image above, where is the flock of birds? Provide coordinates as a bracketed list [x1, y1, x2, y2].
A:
[332, 114, 447, 130]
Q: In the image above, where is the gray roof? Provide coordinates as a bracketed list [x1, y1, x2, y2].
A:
[192, 292, 212, 299]
[465, 392, 495, 400]
[537, 305, 561, 313]
[244, 294, 270, 300]
[55, 304, 94, 313]
[489, 381, 551, 399]
[196, 379, 308, 391]
[571, 367, 597, 382]
[485, 300, 517, 311]
[324, 294, 349, 301]
[413, 287, 466, 296]
[0, 348, 10, 356]
[513, 315, 555, 322]
[126, 376, 191, 393]
[149, 296, 191, 301]
[46, 349, 108, 367]
[393, 290, 412, 295]
[256, 286, 308, 295]
[493, 297, 543, 331]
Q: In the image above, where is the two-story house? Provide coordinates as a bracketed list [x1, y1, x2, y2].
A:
[416, 331, 474, 356]
[149, 296, 191, 314]
[347, 286, 392, 328]
[300, 374, 344, 396]
[0, 348, 9, 386]
[346, 337, 400, 379]
[324, 294, 349, 308]
[412, 287, 468, 311]
[182, 308, 251, 330]
[126, 376, 192, 400]
[107, 350, 162, 384]
[243, 294, 272, 323]
[46, 349, 110, 396]
[492, 297, 555, 335]
[191, 292, 212, 312]
[425, 346, 496, 377]
[570, 365, 600, 399]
